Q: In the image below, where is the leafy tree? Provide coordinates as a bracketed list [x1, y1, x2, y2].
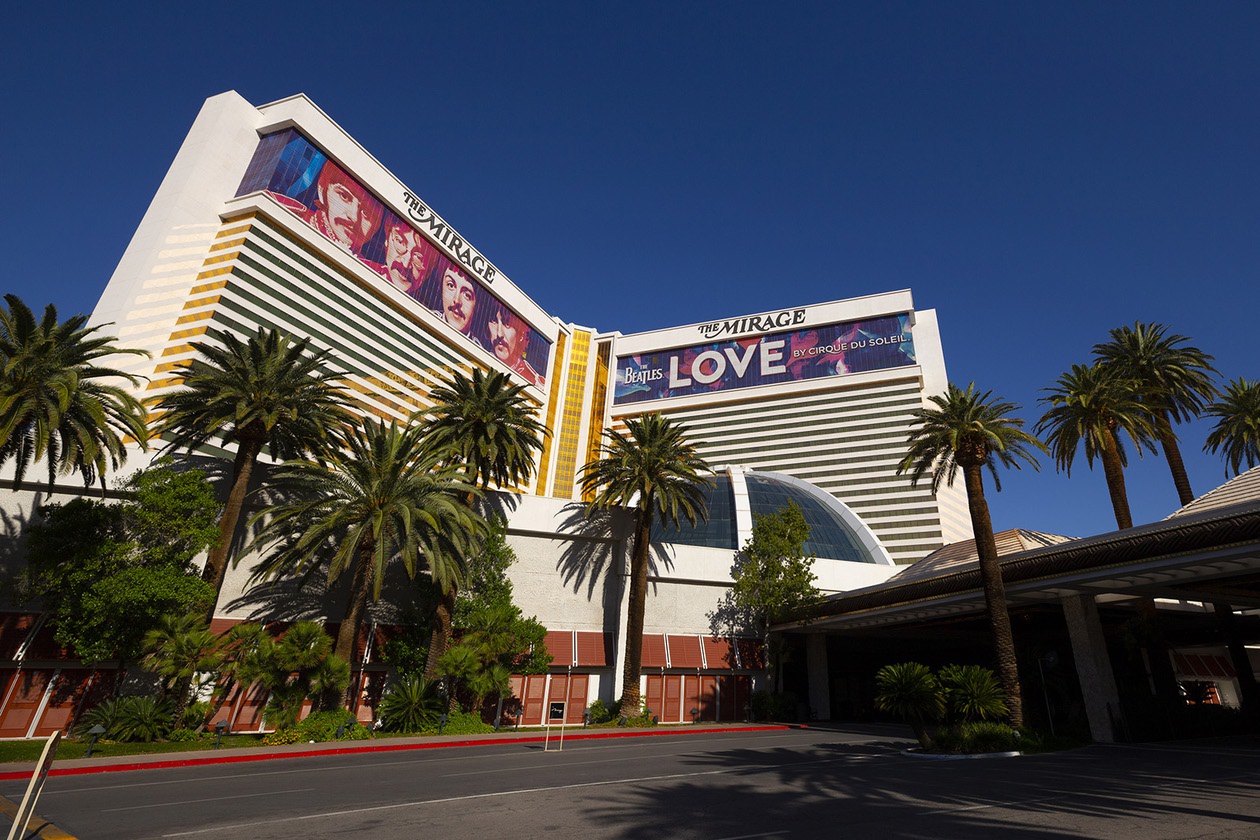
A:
[580, 412, 712, 718]
[899, 383, 1045, 729]
[1094, 322, 1218, 506]
[250, 419, 483, 699]
[729, 501, 819, 690]
[142, 613, 221, 728]
[198, 621, 270, 730]
[24, 462, 220, 662]
[441, 519, 551, 724]
[1204, 377, 1260, 477]
[0, 294, 148, 490]
[151, 327, 351, 610]
[1036, 363, 1157, 529]
[419, 368, 548, 678]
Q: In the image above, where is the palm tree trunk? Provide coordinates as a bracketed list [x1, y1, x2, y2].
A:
[424, 588, 456, 681]
[1155, 412, 1195, 507]
[202, 437, 264, 621]
[619, 509, 652, 719]
[1100, 427, 1133, 530]
[963, 465, 1025, 730]
[336, 545, 375, 706]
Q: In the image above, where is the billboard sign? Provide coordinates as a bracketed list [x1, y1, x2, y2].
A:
[236, 130, 551, 386]
[613, 313, 915, 405]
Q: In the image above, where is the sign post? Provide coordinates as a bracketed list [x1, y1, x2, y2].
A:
[6, 731, 60, 840]
[543, 701, 566, 752]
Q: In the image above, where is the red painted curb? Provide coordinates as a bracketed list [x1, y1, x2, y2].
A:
[0, 725, 789, 780]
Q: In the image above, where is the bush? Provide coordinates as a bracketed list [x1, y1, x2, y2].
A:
[79, 696, 176, 742]
[167, 728, 202, 742]
[619, 706, 658, 727]
[586, 699, 614, 725]
[184, 701, 211, 730]
[290, 710, 373, 742]
[422, 709, 493, 735]
[750, 690, 798, 722]
[262, 728, 304, 746]
[378, 673, 443, 733]
[959, 721, 1020, 753]
[938, 665, 1008, 723]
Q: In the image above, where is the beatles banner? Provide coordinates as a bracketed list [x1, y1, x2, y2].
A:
[613, 313, 915, 405]
[236, 130, 551, 387]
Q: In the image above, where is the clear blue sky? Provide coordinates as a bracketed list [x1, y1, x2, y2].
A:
[3, 2, 1257, 540]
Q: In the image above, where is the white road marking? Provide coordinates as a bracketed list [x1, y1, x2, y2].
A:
[102, 788, 314, 812]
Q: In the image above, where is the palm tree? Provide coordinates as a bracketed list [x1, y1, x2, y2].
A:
[1094, 322, 1218, 506]
[0, 294, 148, 490]
[151, 327, 350, 608]
[1204, 378, 1260, 477]
[898, 383, 1045, 729]
[580, 412, 712, 718]
[141, 613, 221, 729]
[250, 419, 483, 702]
[1036, 363, 1157, 530]
[418, 368, 548, 677]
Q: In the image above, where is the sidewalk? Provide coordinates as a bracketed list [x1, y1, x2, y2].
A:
[0, 723, 789, 781]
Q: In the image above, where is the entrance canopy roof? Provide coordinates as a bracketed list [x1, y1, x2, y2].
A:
[778, 468, 1260, 633]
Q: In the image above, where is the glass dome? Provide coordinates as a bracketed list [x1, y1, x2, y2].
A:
[655, 467, 886, 564]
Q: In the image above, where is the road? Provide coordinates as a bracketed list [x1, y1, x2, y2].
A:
[7, 726, 1260, 839]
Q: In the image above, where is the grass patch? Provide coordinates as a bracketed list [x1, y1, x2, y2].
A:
[0, 734, 268, 764]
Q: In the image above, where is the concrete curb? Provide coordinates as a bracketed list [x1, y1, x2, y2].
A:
[0, 724, 790, 781]
[0, 793, 78, 840]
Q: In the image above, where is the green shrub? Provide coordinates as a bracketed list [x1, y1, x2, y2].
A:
[184, 701, 211, 730]
[938, 665, 1008, 723]
[167, 728, 202, 742]
[262, 728, 304, 746]
[78, 698, 124, 738]
[111, 695, 175, 742]
[291, 710, 372, 742]
[959, 721, 1020, 753]
[619, 706, 658, 727]
[416, 709, 493, 735]
[378, 673, 443, 733]
[586, 699, 614, 724]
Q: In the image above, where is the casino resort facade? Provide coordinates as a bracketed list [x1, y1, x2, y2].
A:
[0, 92, 973, 733]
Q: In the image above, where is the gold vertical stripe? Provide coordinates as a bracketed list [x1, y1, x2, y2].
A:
[551, 331, 592, 499]
[581, 341, 612, 503]
[535, 332, 568, 495]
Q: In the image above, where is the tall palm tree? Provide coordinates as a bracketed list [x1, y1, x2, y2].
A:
[1094, 322, 1218, 506]
[250, 419, 483, 702]
[1204, 377, 1260, 477]
[418, 368, 548, 677]
[580, 412, 712, 718]
[151, 327, 351, 608]
[898, 383, 1045, 730]
[1037, 363, 1157, 530]
[0, 294, 148, 490]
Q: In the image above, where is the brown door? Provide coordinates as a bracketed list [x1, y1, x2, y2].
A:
[522, 675, 547, 725]
[565, 675, 589, 723]
[644, 675, 664, 720]
[682, 676, 701, 722]
[547, 675, 568, 723]
[0, 669, 54, 739]
[663, 675, 682, 722]
[699, 676, 718, 721]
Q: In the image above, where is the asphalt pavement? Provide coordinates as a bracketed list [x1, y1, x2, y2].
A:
[4, 725, 1260, 840]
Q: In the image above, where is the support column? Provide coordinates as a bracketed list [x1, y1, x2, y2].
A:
[1214, 603, 1260, 724]
[1061, 593, 1123, 743]
[805, 634, 830, 721]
